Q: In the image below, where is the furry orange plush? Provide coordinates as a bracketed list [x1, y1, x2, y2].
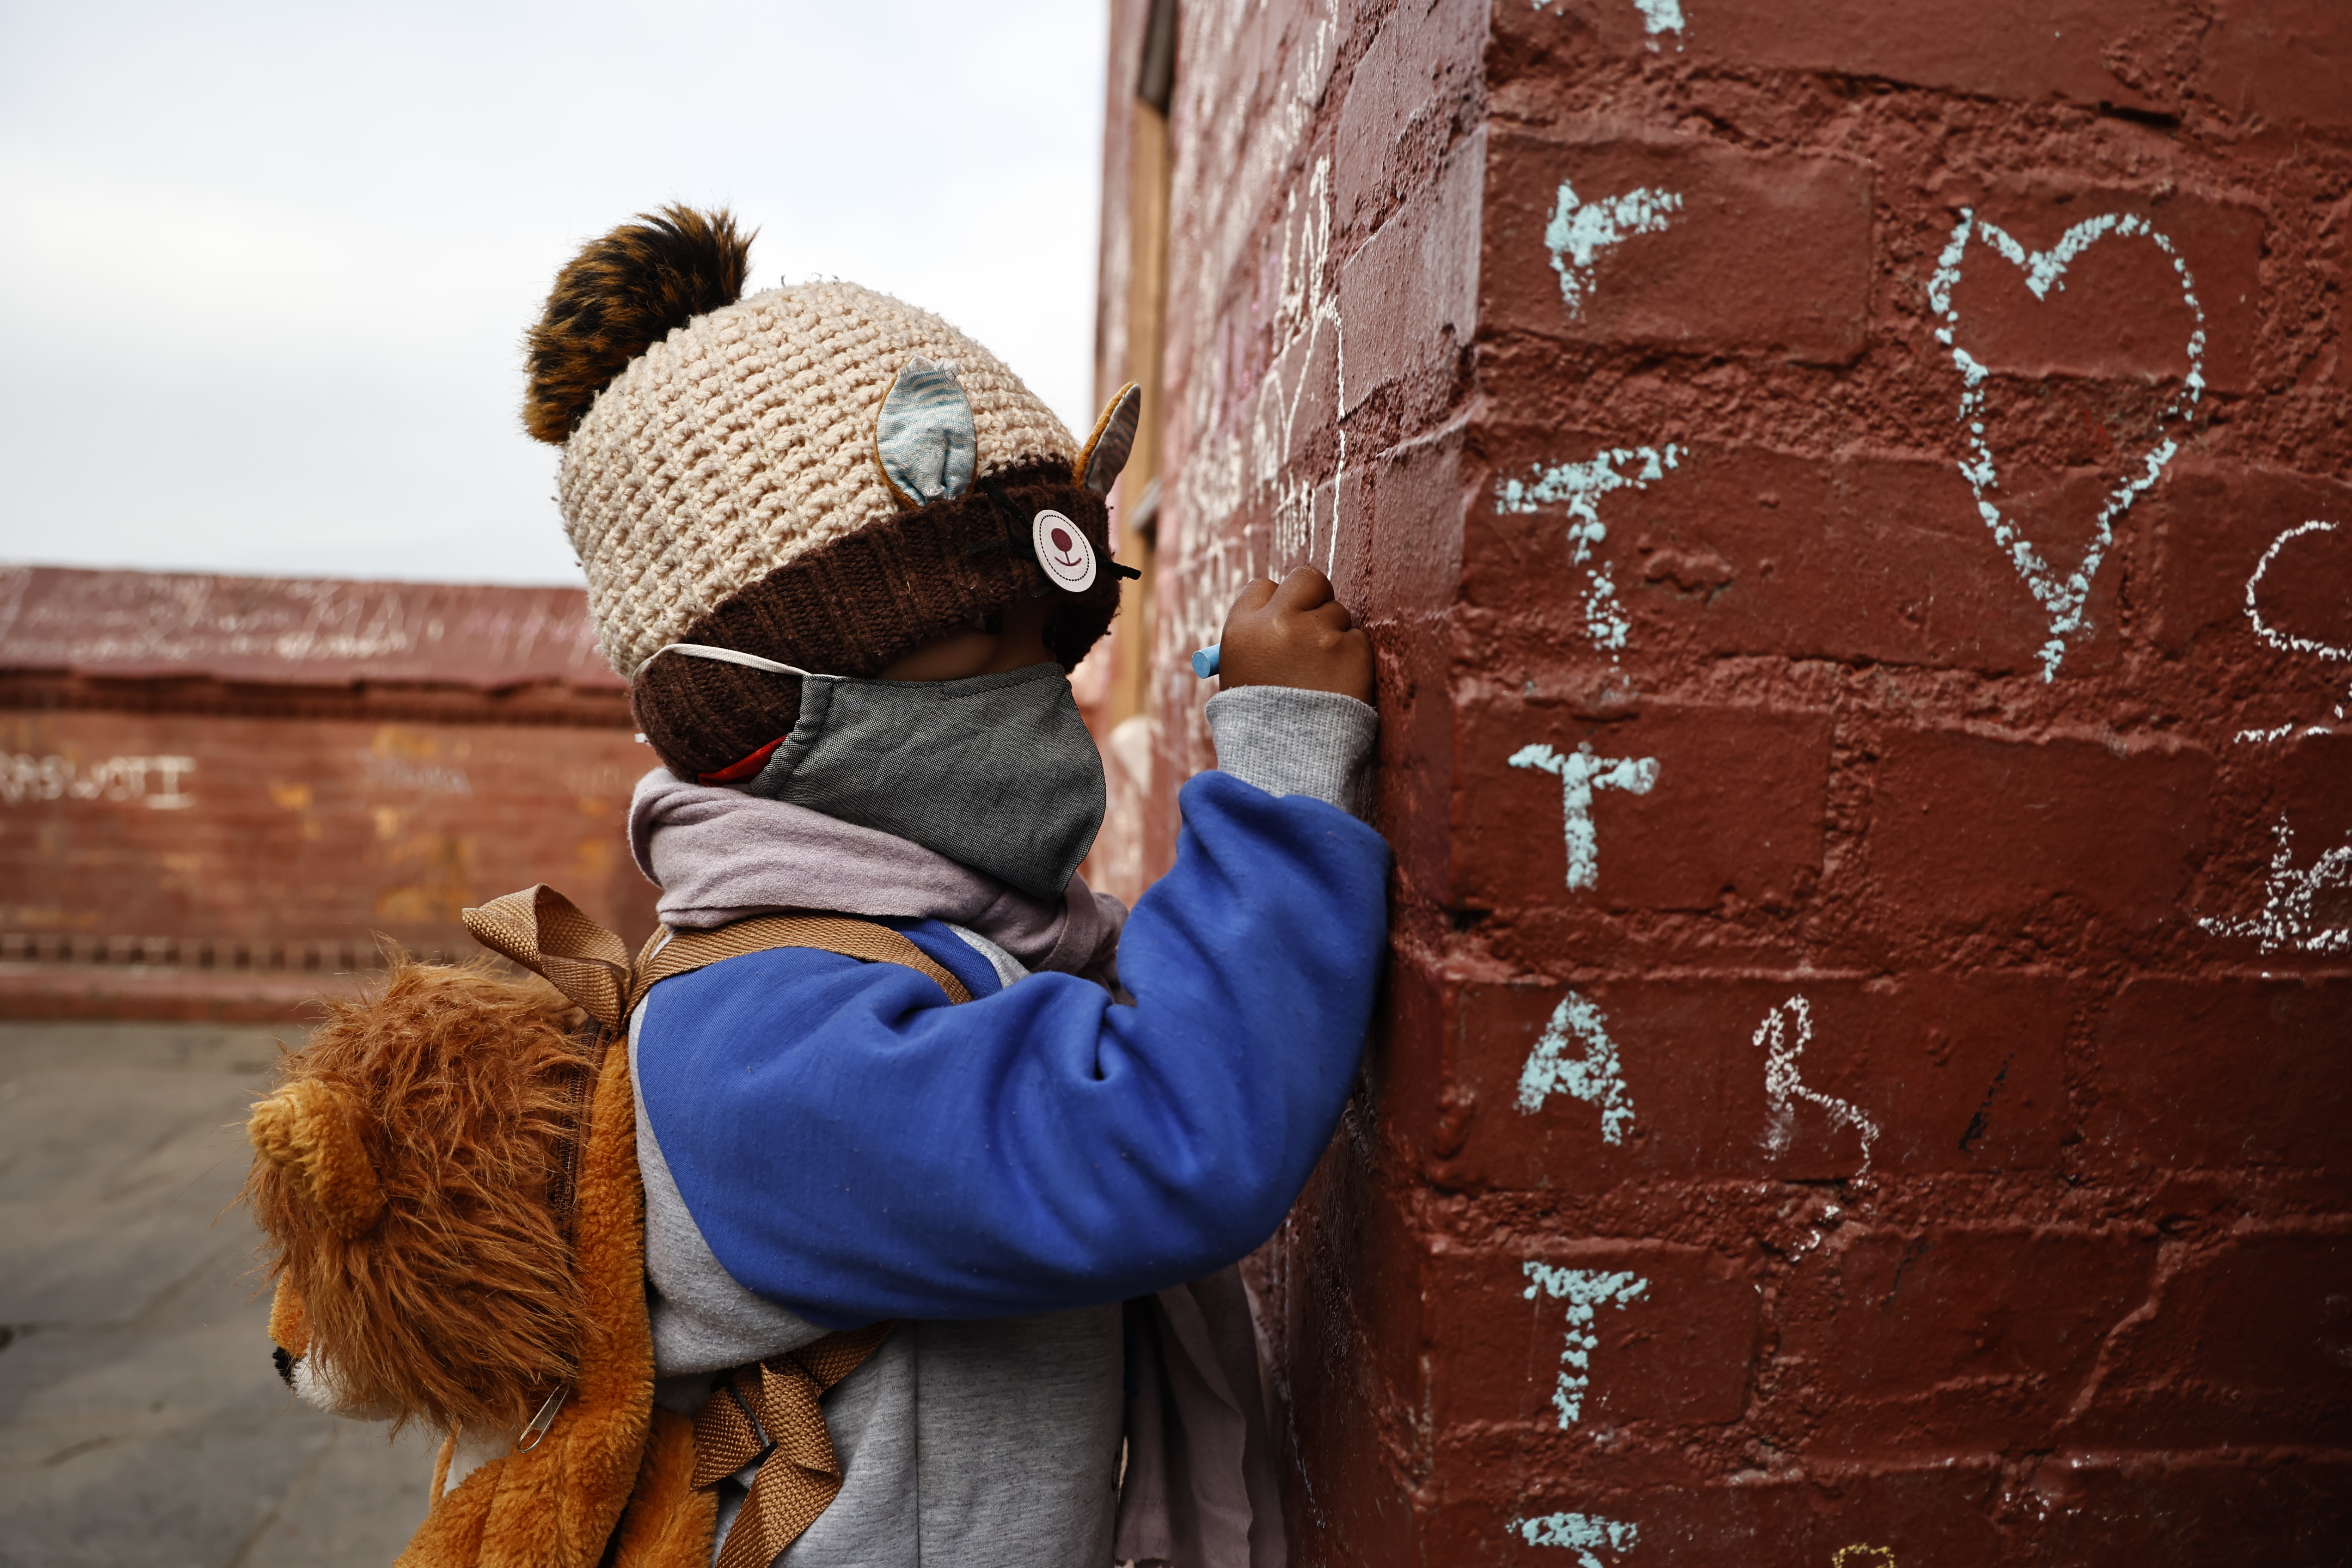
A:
[245, 956, 598, 1435]
[249, 1078, 386, 1237]
[244, 891, 907, 1568]
[247, 945, 703, 1567]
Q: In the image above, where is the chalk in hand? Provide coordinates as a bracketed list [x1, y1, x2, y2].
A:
[1191, 645, 1221, 679]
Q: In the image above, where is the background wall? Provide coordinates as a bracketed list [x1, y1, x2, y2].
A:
[1091, 0, 2352, 1561]
[0, 568, 654, 1019]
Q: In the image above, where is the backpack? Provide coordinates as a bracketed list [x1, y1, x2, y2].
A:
[243, 884, 971, 1568]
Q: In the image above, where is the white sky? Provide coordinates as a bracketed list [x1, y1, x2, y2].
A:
[0, 0, 1108, 585]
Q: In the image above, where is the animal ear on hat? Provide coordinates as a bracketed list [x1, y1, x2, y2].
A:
[1075, 383, 1142, 495]
[248, 1078, 386, 1239]
[874, 356, 978, 507]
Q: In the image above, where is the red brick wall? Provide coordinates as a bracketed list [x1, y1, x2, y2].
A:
[0, 706, 654, 961]
[0, 570, 653, 1018]
[1100, 0, 2352, 1560]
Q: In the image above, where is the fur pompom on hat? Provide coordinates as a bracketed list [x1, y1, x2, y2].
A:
[526, 206, 1142, 780]
[524, 205, 752, 446]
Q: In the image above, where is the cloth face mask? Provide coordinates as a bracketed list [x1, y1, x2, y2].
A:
[653, 646, 1106, 899]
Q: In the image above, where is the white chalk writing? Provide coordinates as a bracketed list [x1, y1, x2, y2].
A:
[1518, 990, 1638, 1145]
[1545, 181, 1684, 316]
[2247, 522, 2352, 660]
[1164, 154, 1348, 684]
[1753, 996, 1881, 1179]
[2197, 815, 2352, 955]
[1262, 157, 1348, 581]
[1509, 742, 1660, 889]
[0, 753, 196, 810]
[2235, 521, 2350, 743]
[1630, 0, 1684, 42]
[1498, 445, 1681, 656]
[1926, 210, 2206, 681]
[1164, 0, 1345, 616]
[1524, 1264, 1650, 1428]
[1512, 1511, 1642, 1567]
[1534, 0, 1684, 50]
[355, 750, 472, 796]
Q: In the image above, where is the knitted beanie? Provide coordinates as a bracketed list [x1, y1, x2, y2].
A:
[524, 207, 1140, 780]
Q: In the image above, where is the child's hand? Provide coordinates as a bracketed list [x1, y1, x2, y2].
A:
[1216, 567, 1374, 703]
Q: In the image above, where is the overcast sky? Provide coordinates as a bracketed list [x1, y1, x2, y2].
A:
[0, 0, 1108, 585]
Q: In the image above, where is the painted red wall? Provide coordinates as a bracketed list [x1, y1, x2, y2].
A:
[1098, 0, 2352, 1560]
[0, 708, 653, 954]
[0, 570, 654, 1018]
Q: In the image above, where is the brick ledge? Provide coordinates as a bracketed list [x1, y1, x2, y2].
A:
[0, 962, 371, 1024]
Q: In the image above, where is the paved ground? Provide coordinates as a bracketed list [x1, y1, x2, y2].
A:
[0, 1021, 435, 1567]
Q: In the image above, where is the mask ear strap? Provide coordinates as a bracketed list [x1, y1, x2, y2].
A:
[649, 643, 817, 679]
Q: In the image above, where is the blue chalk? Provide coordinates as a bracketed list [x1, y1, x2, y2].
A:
[1191, 645, 1221, 679]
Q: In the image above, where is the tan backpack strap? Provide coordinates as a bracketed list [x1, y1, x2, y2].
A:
[628, 914, 974, 1016]
[462, 884, 635, 1034]
[690, 1322, 894, 1567]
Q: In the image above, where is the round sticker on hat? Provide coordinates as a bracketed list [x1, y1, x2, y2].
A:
[1031, 509, 1097, 593]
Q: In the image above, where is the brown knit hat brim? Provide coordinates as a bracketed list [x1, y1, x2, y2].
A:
[628, 460, 1121, 780]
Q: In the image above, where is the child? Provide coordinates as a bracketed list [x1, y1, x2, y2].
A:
[532, 207, 1389, 1567]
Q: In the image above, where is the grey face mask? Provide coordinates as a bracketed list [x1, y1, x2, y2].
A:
[655, 646, 1105, 898]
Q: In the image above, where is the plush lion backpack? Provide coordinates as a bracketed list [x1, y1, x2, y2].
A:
[243, 886, 971, 1568]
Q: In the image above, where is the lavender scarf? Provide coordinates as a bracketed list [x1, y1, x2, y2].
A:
[629, 769, 1124, 984]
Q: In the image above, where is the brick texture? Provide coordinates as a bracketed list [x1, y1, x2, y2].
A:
[1430, 1237, 1757, 1444]
[1441, 971, 2073, 1188]
[1482, 131, 1874, 366]
[0, 572, 648, 1018]
[2201, 0, 2352, 133]
[1458, 702, 1832, 916]
[2143, 460, 2352, 662]
[1780, 1226, 2159, 1447]
[1096, 0, 2352, 1559]
[2036, 1454, 2352, 1565]
[1860, 728, 2214, 942]
[0, 708, 653, 952]
[1467, 442, 2152, 675]
[2071, 1227, 2352, 1448]
[1503, 0, 2191, 115]
[2082, 977, 2352, 1174]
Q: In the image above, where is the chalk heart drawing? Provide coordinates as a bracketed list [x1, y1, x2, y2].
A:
[1519, 990, 1637, 1145]
[1523, 1263, 1650, 1428]
[1546, 181, 1684, 315]
[2197, 814, 2352, 955]
[2236, 521, 2352, 743]
[1926, 209, 2208, 681]
[1753, 996, 1882, 1181]
[1510, 1511, 1641, 1568]
[1510, 741, 1660, 889]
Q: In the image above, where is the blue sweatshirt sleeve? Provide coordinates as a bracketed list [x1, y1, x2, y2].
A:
[633, 769, 1390, 1327]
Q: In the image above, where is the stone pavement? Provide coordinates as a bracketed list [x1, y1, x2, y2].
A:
[0, 1021, 435, 1567]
